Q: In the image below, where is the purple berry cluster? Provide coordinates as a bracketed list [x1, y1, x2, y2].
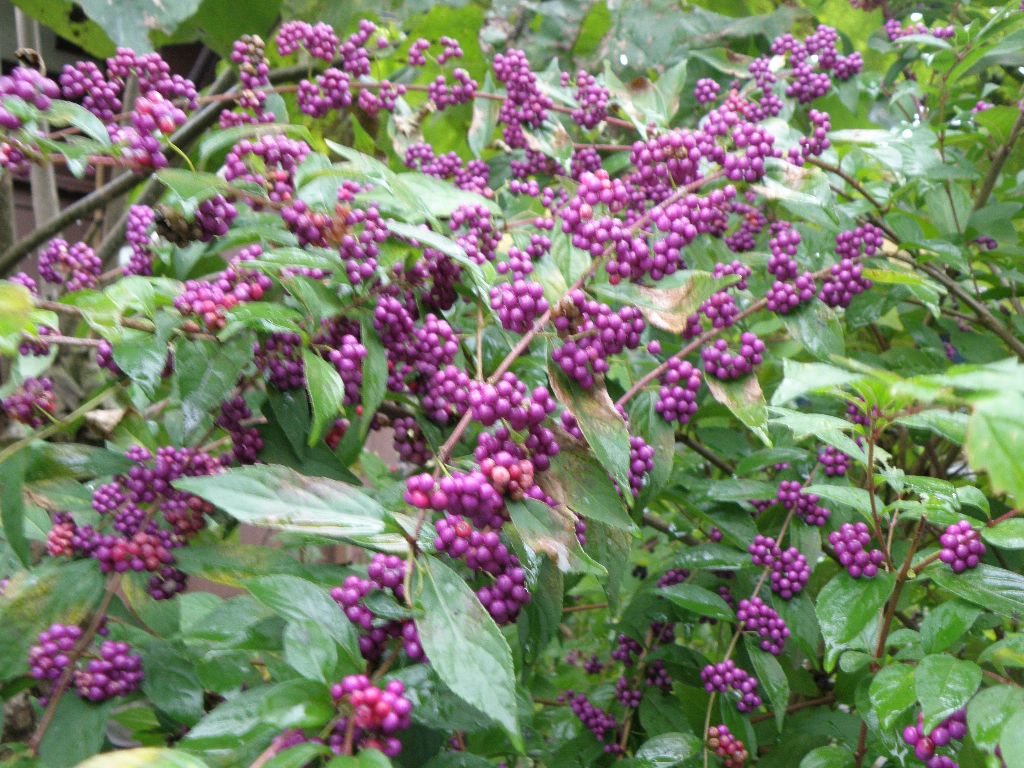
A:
[3, 376, 57, 427]
[777, 480, 830, 526]
[28, 623, 83, 682]
[701, 333, 765, 380]
[75, 641, 145, 701]
[552, 290, 645, 388]
[736, 597, 790, 656]
[939, 521, 985, 573]
[828, 522, 885, 579]
[902, 709, 967, 767]
[701, 659, 761, 712]
[655, 359, 703, 426]
[330, 675, 412, 758]
[564, 692, 621, 753]
[563, 69, 609, 129]
[29, 625, 143, 703]
[748, 536, 809, 599]
[493, 48, 552, 148]
[656, 568, 690, 588]
[694, 78, 721, 105]
[490, 279, 549, 334]
[817, 445, 849, 476]
[38, 238, 101, 292]
[626, 435, 655, 497]
[331, 554, 424, 662]
[766, 273, 817, 315]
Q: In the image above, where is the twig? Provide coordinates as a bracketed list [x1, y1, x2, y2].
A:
[972, 108, 1024, 214]
[563, 602, 608, 614]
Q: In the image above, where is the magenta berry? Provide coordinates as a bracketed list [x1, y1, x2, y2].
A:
[38, 238, 101, 292]
[701, 659, 761, 712]
[736, 597, 790, 656]
[939, 521, 985, 573]
[29, 623, 83, 681]
[829, 522, 885, 579]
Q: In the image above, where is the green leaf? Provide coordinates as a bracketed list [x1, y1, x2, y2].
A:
[746, 641, 790, 730]
[285, 619, 339, 682]
[896, 410, 968, 444]
[928, 564, 1024, 619]
[174, 464, 389, 540]
[74, 749, 210, 768]
[0, 452, 30, 567]
[633, 732, 700, 767]
[920, 600, 980, 654]
[468, 73, 499, 158]
[966, 395, 1024, 502]
[46, 100, 112, 146]
[246, 574, 360, 671]
[815, 572, 895, 671]
[302, 350, 346, 447]
[509, 499, 605, 576]
[802, 485, 880, 520]
[412, 557, 521, 749]
[0, 281, 35, 341]
[705, 375, 770, 445]
[1000, 711, 1024, 768]
[771, 360, 863, 406]
[540, 442, 636, 531]
[968, 685, 1024, 751]
[585, 520, 632, 613]
[673, 543, 750, 570]
[9, 0, 115, 58]
[40, 696, 110, 768]
[784, 303, 844, 360]
[868, 663, 917, 729]
[915, 654, 981, 731]
[156, 168, 231, 208]
[983, 519, 1024, 549]
[138, 641, 205, 726]
[549, 364, 631, 493]
[799, 746, 854, 768]
[78, 0, 203, 52]
[112, 318, 176, 398]
[173, 334, 253, 442]
[183, 679, 334, 750]
[660, 583, 734, 621]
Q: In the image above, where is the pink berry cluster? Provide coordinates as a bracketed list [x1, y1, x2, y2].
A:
[707, 725, 749, 767]
[694, 78, 721, 105]
[701, 659, 762, 712]
[330, 675, 412, 758]
[29, 624, 143, 702]
[828, 522, 885, 579]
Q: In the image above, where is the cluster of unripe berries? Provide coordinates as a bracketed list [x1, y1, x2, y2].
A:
[707, 725, 749, 767]
[29, 624, 143, 703]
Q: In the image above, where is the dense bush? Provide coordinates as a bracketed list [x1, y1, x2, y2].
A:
[1, 1, 1023, 766]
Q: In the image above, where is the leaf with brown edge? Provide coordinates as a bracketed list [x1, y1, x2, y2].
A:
[548, 363, 632, 492]
[508, 499, 606, 576]
[538, 436, 636, 532]
[706, 374, 771, 446]
[593, 271, 735, 333]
